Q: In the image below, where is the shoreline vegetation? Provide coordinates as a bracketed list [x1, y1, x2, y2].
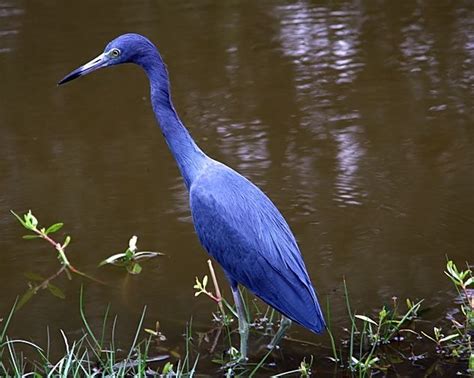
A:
[1, 211, 472, 376]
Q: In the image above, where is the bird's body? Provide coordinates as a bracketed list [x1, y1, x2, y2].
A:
[190, 161, 324, 333]
[59, 33, 325, 357]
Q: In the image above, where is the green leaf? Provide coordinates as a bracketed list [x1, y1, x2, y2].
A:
[133, 251, 164, 261]
[367, 356, 380, 365]
[46, 223, 64, 234]
[202, 275, 208, 288]
[128, 262, 142, 275]
[63, 235, 71, 248]
[125, 249, 134, 260]
[47, 283, 65, 299]
[22, 235, 40, 240]
[144, 328, 158, 336]
[162, 362, 173, 374]
[351, 356, 360, 365]
[17, 288, 36, 310]
[439, 333, 459, 343]
[24, 272, 45, 282]
[25, 210, 38, 229]
[464, 277, 473, 287]
[355, 314, 378, 326]
[99, 253, 128, 266]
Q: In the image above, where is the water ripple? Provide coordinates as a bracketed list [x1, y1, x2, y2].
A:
[0, 0, 22, 54]
[275, 2, 364, 91]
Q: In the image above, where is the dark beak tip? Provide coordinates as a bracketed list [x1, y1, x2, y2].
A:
[57, 71, 82, 86]
[57, 53, 107, 87]
[57, 77, 70, 86]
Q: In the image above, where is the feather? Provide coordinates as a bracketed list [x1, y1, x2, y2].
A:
[190, 161, 325, 333]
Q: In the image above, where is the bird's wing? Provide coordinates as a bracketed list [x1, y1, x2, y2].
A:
[190, 163, 325, 333]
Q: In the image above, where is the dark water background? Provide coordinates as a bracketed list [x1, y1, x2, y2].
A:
[1, 0, 473, 374]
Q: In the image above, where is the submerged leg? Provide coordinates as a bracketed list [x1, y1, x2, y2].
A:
[230, 283, 249, 361]
[268, 316, 292, 349]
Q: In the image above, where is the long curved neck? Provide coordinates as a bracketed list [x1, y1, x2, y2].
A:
[137, 49, 209, 189]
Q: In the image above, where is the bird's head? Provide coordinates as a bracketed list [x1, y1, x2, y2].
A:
[58, 33, 157, 85]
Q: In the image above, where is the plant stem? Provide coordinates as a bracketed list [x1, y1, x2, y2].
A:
[207, 260, 225, 316]
[32, 227, 105, 285]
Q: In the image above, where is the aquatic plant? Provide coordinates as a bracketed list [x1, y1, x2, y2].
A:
[0, 289, 199, 376]
[11, 211, 163, 311]
[99, 235, 164, 274]
[3, 210, 473, 375]
[421, 260, 473, 365]
[10, 210, 102, 309]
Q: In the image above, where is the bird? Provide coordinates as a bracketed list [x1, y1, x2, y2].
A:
[58, 33, 325, 360]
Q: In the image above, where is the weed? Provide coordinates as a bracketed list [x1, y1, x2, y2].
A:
[99, 235, 164, 274]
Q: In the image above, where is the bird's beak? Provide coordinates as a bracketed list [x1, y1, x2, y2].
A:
[58, 53, 109, 85]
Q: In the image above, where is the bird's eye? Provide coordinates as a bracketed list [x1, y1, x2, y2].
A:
[110, 48, 121, 58]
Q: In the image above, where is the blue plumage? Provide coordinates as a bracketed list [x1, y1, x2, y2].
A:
[59, 33, 326, 355]
[190, 162, 325, 333]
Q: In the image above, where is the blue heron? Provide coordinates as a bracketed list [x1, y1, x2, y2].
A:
[59, 33, 325, 360]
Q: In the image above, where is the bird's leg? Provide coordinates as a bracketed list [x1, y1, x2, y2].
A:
[231, 284, 249, 362]
[268, 316, 292, 349]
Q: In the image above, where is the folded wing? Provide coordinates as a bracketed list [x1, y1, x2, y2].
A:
[190, 163, 325, 333]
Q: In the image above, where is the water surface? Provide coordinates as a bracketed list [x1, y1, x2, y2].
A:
[1, 0, 473, 373]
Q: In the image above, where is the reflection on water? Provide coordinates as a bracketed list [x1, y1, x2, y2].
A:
[0, 0, 474, 367]
[218, 119, 271, 174]
[275, 3, 367, 207]
[276, 3, 364, 86]
[0, 0, 21, 53]
[333, 124, 366, 207]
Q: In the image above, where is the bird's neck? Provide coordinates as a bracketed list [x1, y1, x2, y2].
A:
[138, 51, 208, 189]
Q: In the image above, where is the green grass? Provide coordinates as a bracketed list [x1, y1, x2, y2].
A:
[0, 260, 472, 376]
[4, 211, 473, 376]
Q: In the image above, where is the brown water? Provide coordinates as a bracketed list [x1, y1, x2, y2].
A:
[1, 0, 473, 374]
